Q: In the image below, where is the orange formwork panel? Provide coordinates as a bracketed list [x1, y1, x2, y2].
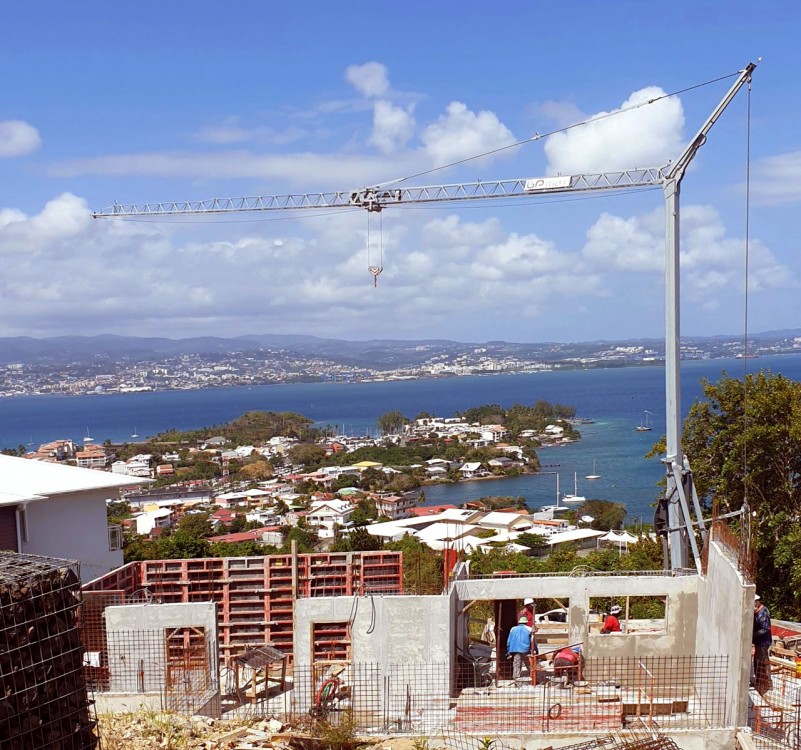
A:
[81, 551, 403, 665]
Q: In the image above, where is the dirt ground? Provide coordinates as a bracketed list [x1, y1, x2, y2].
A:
[96, 712, 413, 750]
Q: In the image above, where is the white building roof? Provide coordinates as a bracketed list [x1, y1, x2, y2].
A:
[479, 511, 530, 528]
[0, 454, 150, 506]
[547, 528, 606, 545]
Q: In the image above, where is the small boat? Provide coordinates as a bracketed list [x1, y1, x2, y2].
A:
[131, 428, 139, 438]
[636, 410, 653, 432]
[83, 427, 94, 443]
[562, 472, 586, 504]
[539, 474, 570, 514]
[585, 460, 601, 480]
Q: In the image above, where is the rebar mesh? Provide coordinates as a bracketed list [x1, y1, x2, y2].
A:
[196, 656, 728, 733]
[0, 552, 98, 750]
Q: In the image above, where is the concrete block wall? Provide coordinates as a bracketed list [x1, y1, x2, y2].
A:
[454, 574, 700, 659]
[695, 542, 754, 726]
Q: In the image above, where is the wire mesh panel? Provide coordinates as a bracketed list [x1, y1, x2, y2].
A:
[0, 552, 98, 750]
[212, 656, 728, 733]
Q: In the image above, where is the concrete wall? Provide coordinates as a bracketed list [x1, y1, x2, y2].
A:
[455, 574, 699, 658]
[294, 593, 452, 666]
[105, 602, 218, 695]
[695, 541, 754, 726]
[294, 592, 455, 721]
[22, 490, 123, 582]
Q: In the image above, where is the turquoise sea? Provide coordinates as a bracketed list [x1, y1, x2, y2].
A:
[2, 353, 800, 522]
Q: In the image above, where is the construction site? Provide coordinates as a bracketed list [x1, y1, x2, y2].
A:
[3, 512, 799, 750]
[4, 55, 795, 750]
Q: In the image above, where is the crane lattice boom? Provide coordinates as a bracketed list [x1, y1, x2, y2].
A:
[92, 168, 664, 218]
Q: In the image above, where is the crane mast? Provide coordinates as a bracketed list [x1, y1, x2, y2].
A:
[93, 62, 758, 572]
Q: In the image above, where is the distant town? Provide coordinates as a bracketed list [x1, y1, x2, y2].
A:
[0, 330, 799, 397]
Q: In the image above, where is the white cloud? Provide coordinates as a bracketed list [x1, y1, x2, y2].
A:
[0, 193, 606, 338]
[581, 204, 794, 301]
[345, 62, 390, 99]
[0, 120, 41, 157]
[422, 102, 516, 165]
[194, 119, 309, 146]
[537, 100, 586, 128]
[50, 150, 423, 189]
[369, 101, 415, 154]
[752, 150, 801, 205]
[544, 87, 684, 174]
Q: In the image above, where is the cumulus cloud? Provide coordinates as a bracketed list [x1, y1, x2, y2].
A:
[582, 204, 794, 302]
[345, 62, 390, 99]
[422, 102, 516, 165]
[544, 87, 684, 174]
[369, 101, 415, 154]
[0, 120, 41, 157]
[0, 192, 609, 339]
[752, 150, 801, 205]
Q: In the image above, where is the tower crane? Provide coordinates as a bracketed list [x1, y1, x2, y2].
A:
[94, 62, 758, 572]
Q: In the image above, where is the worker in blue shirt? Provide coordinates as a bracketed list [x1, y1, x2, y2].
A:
[507, 616, 533, 686]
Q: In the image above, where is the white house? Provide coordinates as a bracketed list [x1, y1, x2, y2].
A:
[374, 493, 416, 521]
[306, 499, 354, 538]
[134, 507, 173, 536]
[0, 455, 152, 582]
[459, 462, 487, 479]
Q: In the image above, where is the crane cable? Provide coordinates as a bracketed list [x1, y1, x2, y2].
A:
[367, 212, 384, 287]
[742, 76, 752, 512]
[376, 70, 744, 189]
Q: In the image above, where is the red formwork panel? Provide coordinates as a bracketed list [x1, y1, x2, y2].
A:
[82, 560, 142, 593]
[82, 551, 402, 664]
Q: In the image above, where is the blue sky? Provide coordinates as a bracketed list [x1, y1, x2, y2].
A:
[1, 2, 799, 343]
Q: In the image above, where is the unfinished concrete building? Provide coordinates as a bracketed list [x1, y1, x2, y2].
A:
[72, 520, 792, 750]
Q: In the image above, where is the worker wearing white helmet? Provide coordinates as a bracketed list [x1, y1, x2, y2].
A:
[601, 605, 623, 634]
[518, 597, 536, 628]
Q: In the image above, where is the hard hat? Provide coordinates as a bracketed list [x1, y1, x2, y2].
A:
[610, 605, 622, 614]
[518, 616, 529, 623]
[571, 645, 582, 654]
[523, 598, 535, 605]
[754, 595, 760, 601]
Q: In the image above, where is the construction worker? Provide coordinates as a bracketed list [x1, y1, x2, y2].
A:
[506, 616, 533, 687]
[600, 605, 622, 634]
[518, 597, 536, 627]
[752, 595, 773, 695]
[553, 645, 584, 686]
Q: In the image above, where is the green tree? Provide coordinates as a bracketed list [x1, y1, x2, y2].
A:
[176, 512, 213, 538]
[348, 528, 384, 551]
[577, 500, 627, 531]
[377, 410, 408, 436]
[679, 371, 801, 619]
[288, 443, 327, 468]
[283, 526, 318, 553]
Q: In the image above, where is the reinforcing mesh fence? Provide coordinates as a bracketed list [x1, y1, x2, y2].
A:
[85, 647, 729, 735]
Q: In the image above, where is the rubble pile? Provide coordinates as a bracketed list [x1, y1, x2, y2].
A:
[96, 714, 384, 750]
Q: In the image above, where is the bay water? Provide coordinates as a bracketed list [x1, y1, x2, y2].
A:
[2, 353, 800, 522]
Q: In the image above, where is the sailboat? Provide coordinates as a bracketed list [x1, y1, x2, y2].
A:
[83, 427, 94, 443]
[539, 474, 570, 514]
[585, 460, 601, 480]
[636, 410, 654, 432]
[131, 428, 139, 438]
[562, 472, 586, 504]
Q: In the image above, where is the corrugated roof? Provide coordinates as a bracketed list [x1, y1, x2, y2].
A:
[0, 454, 150, 503]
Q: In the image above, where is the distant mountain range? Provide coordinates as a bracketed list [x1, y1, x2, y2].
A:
[0, 330, 799, 368]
